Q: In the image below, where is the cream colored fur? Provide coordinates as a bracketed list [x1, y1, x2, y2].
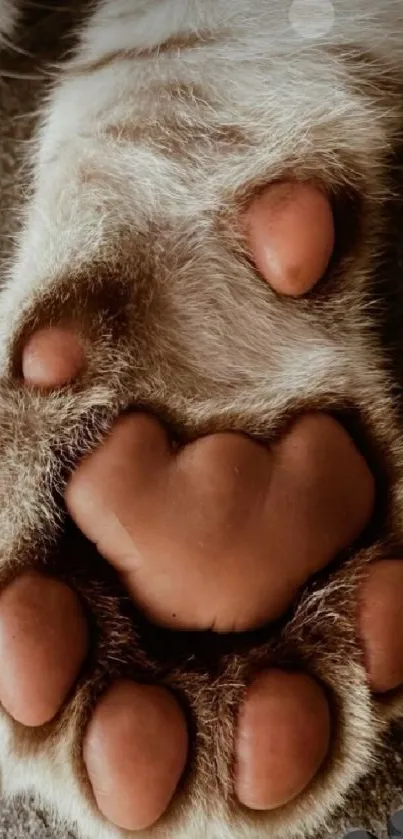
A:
[1, 2, 403, 838]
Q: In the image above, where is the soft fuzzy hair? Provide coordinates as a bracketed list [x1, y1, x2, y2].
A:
[0, 0, 18, 41]
[1, 1, 403, 838]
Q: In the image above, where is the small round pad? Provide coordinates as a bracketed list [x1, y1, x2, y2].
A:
[388, 809, 403, 837]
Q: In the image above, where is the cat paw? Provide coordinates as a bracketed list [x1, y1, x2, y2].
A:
[0, 371, 388, 839]
[0, 404, 403, 836]
[1, 15, 403, 833]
